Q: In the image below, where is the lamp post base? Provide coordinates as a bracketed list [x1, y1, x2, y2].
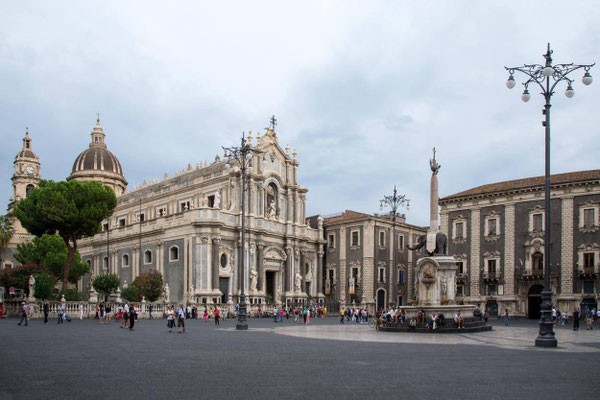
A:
[535, 289, 557, 348]
[236, 322, 248, 330]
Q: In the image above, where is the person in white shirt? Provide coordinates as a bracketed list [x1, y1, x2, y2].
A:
[79, 304, 84, 320]
[177, 304, 186, 333]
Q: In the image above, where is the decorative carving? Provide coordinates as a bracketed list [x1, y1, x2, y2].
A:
[250, 268, 258, 291]
[164, 284, 170, 303]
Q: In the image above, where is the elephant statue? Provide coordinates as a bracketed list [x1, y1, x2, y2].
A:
[407, 232, 448, 256]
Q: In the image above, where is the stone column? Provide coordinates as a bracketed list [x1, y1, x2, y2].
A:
[284, 247, 291, 293]
[257, 243, 265, 292]
[317, 249, 324, 296]
[156, 241, 163, 276]
[430, 170, 439, 230]
[440, 210, 449, 237]
[504, 204, 516, 296]
[212, 237, 221, 294]
[300, 250, 306, 293]
[470, 208, 481, 297]
[560, 197, 575, 295]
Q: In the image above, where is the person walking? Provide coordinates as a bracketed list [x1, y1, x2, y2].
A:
[121, 303, 129, 329]
[573, 308, 580, 331]
[129, 302, 136, 331]
[214, 307, 220, 326]
[149, 304, 153, 320]
[57, 303, 65, 324]
[203, 308, 208, 322]
[99, 302, 105, 324]
[105, 303, 112, 323]
[43, 302, 49, 324]
[166, 305, 175, 332]
[17, 301, 29, 326]
[586, 308, 593, 330]
[504, 309, 510, 326]
[177, 304, 185, 333]
[79, 304, 84, 320]
[340, 308, 345, 324]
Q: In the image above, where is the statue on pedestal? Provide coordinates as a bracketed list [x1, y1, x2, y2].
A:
[250, 269, 258, 292]
[294, 272, 302, 292]
[28, 275, 36, 301]
[164, 283, 170, 303]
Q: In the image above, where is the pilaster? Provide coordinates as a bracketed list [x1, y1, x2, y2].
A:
[504, 204, 515, 295]
[561, 197, 574, 295]
[470, 208, 481, 297]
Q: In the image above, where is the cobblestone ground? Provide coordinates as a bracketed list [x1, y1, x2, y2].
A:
[0, 316, 597, 400]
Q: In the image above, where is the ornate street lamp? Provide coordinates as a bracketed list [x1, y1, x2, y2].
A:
[380, 185, 410, 307]
[505, 44, 594, 348]
[223, 132, 264, 330]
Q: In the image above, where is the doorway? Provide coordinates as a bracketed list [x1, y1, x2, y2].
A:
[219, 277, 229, 304]
[528, 285, 543, 319]
[581, 298, 598, 314]
[486, 300, 498, 317]
[265, 271, 275, 304]
[376, 289, 386, 312]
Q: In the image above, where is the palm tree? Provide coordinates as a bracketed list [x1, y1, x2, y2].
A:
[0, 215, 14, 268]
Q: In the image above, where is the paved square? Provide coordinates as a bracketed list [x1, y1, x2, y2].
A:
[0, 316, 597, 400]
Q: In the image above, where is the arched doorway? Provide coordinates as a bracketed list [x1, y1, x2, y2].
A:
[528, 285, 544, 319]
[376, 289, 386, 312]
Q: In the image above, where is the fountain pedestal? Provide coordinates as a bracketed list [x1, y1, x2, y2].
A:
[415, 256, 458, 306]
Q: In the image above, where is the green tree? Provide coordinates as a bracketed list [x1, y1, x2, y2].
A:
[0, 263, 38, 295]
[92, 274, 120, 302]
[33, 273, 55, 300]
[121, 285, 140, 302]
[14, 180, 116, 287]
[14, 234, 90, 284]
[63, 288, 83, 301]
[0, 215, 14, 268]
[131, 271, 164, 302]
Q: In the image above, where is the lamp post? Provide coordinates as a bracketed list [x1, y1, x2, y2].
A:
[380, 185, 410, 307]
[223, 132, 263, 330]
[505, 44, 594, 348]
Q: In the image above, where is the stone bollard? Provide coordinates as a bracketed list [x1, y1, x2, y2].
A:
[141, 297, 147, 318]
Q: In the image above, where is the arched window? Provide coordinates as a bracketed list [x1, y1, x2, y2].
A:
[26, 184, 35, 197]
[169, 246, 179, 262]
[220, 254, 227, 268]
[144, 250, 153, 264]
[532, 252, 543, 275]
[122, 254, 129, 267]
[103, 256, 109, 270]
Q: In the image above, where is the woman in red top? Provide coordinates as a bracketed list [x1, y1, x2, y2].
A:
[214, 308, 220, 325]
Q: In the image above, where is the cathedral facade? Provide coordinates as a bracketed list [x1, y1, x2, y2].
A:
[4, 119, 325, 307]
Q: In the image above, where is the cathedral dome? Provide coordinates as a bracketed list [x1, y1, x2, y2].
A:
[67, 118, 128, 196]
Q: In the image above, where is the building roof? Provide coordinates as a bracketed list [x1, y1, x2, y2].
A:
[440, 169, 600, 203]
[324, 210, 370, 224]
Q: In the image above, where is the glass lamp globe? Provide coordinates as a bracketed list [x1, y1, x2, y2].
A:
[521, 89, 531, 102]
[542, 66, 554, 77]
[582, 72, 593, 86]
[565, 85, 575, 98]
[506, 75, 516, 89]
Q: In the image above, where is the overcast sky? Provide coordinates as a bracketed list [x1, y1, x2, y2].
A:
[1, 1, 598, 227]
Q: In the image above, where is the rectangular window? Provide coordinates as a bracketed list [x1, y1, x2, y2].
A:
[457, 261, 464, 274]
[398, 234, 404, 249]
[398, 269, 404, 284]
[157, 207, 167, 217]
[584, 253, 595, 270]
[118, 218, 126, 227]
[180, 201, 191, 212]
[328, 269, 335, 282]
[488, 284, 497, 296]
[457, 285, 464, 297]
[487, 259, 497, 275]
[351, 230, 360, 247]
[207, 195, 215, 208]
[584, 280, 594, 294]
[328, 234, 335, 248]
[487, 219, 497, 236]
[533, 213, 543, 231]
[139, 213, 145, 222]
[584, 208, 595, 228]
[103, 223, 109, 231]
[456, 222, 464, 239]
[379, 231, 385, 247]
[378, 268, 385, 283]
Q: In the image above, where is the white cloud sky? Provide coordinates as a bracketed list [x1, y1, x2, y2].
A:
[1, 1, 598, 226]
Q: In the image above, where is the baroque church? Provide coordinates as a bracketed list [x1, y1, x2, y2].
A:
[4, 118, 325, 308]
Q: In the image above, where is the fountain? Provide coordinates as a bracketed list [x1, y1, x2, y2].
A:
[379, 149, 490, 333]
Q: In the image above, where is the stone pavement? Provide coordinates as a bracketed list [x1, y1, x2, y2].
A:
[0, 317, 597, 400]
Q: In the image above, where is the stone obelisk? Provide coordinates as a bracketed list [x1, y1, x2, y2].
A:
[426, 148, 441, 254]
